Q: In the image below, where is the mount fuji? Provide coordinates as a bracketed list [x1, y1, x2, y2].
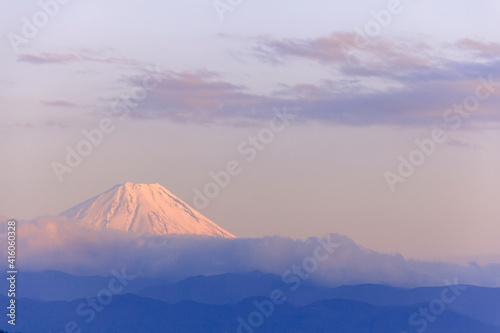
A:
[60, 182, 235, 238]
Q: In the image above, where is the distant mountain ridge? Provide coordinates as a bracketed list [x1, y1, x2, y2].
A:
[4, 270, 500, 330]
[60, 182, 234, 238]
[1, 293, 498, 333]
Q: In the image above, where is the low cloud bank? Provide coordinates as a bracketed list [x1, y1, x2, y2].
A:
[1, 216, 499, 287]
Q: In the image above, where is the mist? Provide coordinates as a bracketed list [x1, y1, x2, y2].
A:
[2, 216, 499, 288]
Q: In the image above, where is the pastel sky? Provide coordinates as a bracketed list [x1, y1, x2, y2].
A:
[1, 0, 500, 263]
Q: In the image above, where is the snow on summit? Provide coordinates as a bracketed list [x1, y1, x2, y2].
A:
[60, 182, 235, 238]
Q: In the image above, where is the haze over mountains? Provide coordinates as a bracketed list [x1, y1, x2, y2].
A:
[1, 271, 500, 332]
[60, 182, 234, 238]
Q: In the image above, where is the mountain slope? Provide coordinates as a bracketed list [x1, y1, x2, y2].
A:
[2, 294, 499, 333]
[136, 272, 500, 327]
[60, 182, 234, 238]
[10, 270, 500, 328]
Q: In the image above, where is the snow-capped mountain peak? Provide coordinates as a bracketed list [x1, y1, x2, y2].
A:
[60, 182, 235, 238]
